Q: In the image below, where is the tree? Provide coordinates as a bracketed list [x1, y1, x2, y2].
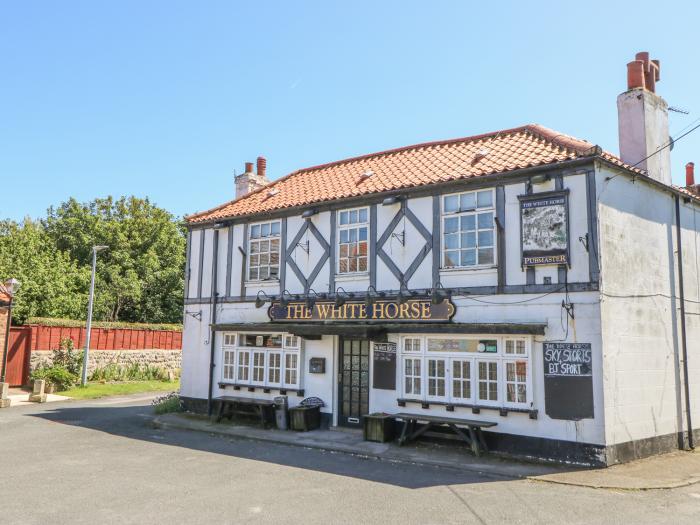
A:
[44, 196, 186, 323]
[0, 219, 90, 323]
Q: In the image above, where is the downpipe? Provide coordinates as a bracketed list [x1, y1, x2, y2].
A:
[207, 229, 220, 416]
[675, 195, 694, 450]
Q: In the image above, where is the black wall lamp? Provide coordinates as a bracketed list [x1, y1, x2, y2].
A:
[364, 285, 386, 307]
[382, 195, 403, 206]
[334, 287, 352, 307]
[255, 290, 272, 309]
[398, 283, 418, 304]
[301, 209, 318, 219]
[305, 288, 320, 309]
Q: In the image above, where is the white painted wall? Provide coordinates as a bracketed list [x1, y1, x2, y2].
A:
[597, 164, 700, 447]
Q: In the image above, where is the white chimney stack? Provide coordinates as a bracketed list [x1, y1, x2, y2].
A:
[617, 52, 671, 185]
[235, 156, 270, 199]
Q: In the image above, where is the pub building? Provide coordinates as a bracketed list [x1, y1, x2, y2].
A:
[181, 53, 700, 465]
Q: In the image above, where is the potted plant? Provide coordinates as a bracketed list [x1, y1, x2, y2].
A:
[363, 412, 395, 443]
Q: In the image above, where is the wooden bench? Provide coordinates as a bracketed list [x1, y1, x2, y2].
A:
[214, 395, 277, 428]
[393, 413, 496, 457]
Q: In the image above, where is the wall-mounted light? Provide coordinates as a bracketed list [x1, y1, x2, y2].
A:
[382, 195, 403, 206]
[305, 288, 320, 309]
[255, 290, 272, 309]
[213, 222, 227, 230]
[301, 209, 318, 219]
[334, 287, 351, 307]
[364, 285, 386, 308]
[431, 281, 451, 305]
[530, 173, 551, 185]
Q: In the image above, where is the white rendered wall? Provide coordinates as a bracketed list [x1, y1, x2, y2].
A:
[597, 164, 700, 447]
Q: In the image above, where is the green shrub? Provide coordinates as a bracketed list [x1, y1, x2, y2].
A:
[89, 363, 174, 382]
[152, 392, 182, 414]
[31, 365, 78, 391]
[52, 338, 83, 376]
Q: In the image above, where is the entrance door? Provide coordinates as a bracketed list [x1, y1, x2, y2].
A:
[338, 338, 370, 427]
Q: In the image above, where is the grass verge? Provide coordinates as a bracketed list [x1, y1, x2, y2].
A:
[59, 380, 180, 399]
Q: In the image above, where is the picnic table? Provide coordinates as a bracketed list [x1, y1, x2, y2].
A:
[393, 412, 496, 457]
[214, 395, 277, 428]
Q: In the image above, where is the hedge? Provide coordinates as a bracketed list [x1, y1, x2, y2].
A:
[24, 317, 183, 331]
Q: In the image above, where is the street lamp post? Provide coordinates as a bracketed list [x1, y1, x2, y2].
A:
[81, 246, 108, 386]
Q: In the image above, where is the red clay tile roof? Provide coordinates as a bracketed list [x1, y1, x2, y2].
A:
[186, 124, 642, 224]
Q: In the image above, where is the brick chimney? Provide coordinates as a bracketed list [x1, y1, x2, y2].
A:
[617, 52, 671, 185]
[235, 156, 270, 199]
[686, 162, 700, 195]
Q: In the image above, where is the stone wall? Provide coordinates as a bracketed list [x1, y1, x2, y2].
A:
[30, 349, 182, 376]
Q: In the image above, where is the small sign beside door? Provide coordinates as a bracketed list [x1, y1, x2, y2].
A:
[373, 342, 397, 390]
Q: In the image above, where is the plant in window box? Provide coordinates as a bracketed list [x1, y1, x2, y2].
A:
[363, 412, 395, 443]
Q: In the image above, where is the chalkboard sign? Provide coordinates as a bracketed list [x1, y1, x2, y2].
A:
[372, 342, 396, 390]
[543, 343, 593, 420]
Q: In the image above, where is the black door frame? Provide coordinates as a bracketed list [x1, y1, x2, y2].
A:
[337, 336, 370, 427]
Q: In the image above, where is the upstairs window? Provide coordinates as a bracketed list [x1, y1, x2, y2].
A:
[337, 207, 369, 274]
[442, 189, 495, 269]
[248, 221, 281, 281]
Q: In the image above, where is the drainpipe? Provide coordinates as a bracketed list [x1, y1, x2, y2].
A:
[675, 195, 694, 449]
[207, 229, 220, 416]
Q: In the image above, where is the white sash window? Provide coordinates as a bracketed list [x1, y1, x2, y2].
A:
[442, 189, 496, 269]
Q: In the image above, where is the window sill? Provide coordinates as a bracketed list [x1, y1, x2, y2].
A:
[440, 266, 498, 274]
[396, 398, 537, 419]
[218, 382, 304, 397]
[245, 279, 280, 287]
[334, 272, 370, 282]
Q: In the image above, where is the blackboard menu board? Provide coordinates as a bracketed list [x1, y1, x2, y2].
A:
[373, 342, 397, 390]
[543, 343, 594, 420]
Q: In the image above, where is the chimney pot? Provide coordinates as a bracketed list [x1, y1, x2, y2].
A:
[627, 60, 645, 90]
[686, 162, 695, 187]
[245, 162, 254, 174]
[257, 156, 267, 178]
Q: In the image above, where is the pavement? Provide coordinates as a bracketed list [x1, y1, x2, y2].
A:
[4, 386, 71, 407]
[153, 412, 700, 490]
[1, 393, 700, 524]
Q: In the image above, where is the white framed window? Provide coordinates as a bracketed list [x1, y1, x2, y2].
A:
[505, 360, 528, 405]
[477, 360, 499, 404]
[451, 359, 471, 401]
[403, 337, 421, 353]
[337, 207, 369, 274]
[426, 358, 447, 400]
[442, 189, 495, 269]
[237, 350, 250, 382]
[403, 357, 422, 398]
[399, 335, 531, 409]
[221, 332, 301, 389]
[248, 221, 281, 281]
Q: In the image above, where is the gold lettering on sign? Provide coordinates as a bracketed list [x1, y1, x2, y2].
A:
[316, 303, 332, 320]
[410, 302, 421, 318]
[421, 302, 431, 319]
[272, 298, 451, 322]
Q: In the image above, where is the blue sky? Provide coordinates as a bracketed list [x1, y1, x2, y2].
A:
[2, 1, 698, 221]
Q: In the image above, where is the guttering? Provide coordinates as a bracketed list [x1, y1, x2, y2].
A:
[674, 195, 694, 449]
[206, 229, 220, 416]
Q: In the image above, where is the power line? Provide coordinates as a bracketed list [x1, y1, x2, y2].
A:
[631, 121, 700, 169]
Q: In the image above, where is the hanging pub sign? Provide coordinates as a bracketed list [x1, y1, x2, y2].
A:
[519, 191, 570, 266]
[268, 297, 455, 323]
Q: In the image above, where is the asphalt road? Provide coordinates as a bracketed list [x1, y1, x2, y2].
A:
[1, 395, 699, 525]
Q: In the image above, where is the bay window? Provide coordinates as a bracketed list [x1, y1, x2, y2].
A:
[221, 332, 301, 389]
[442, 189, 495, 268]
[400, 335, 531, 409]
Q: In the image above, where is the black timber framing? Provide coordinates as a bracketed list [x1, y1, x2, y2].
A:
[585, 170, 600, 283]
[432, 196, 440, 287]
[328, 210, 337, 293]
[285, 219, 330, 293]
[239, 223, 248, 298]
[495, 185, 506, 291]
[225, 226, 233, 297]
[184, 230, 192, 299]
[184, 280, 598, 305]
[377, 200, 432, 287]
[197, 229, 206, 298]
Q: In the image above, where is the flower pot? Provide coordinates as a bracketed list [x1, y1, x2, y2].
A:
[363, 413, 395, 443]
[289, 405, 321, 431]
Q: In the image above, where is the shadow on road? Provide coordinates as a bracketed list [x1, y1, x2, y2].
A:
[27, 401, 571, 489]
